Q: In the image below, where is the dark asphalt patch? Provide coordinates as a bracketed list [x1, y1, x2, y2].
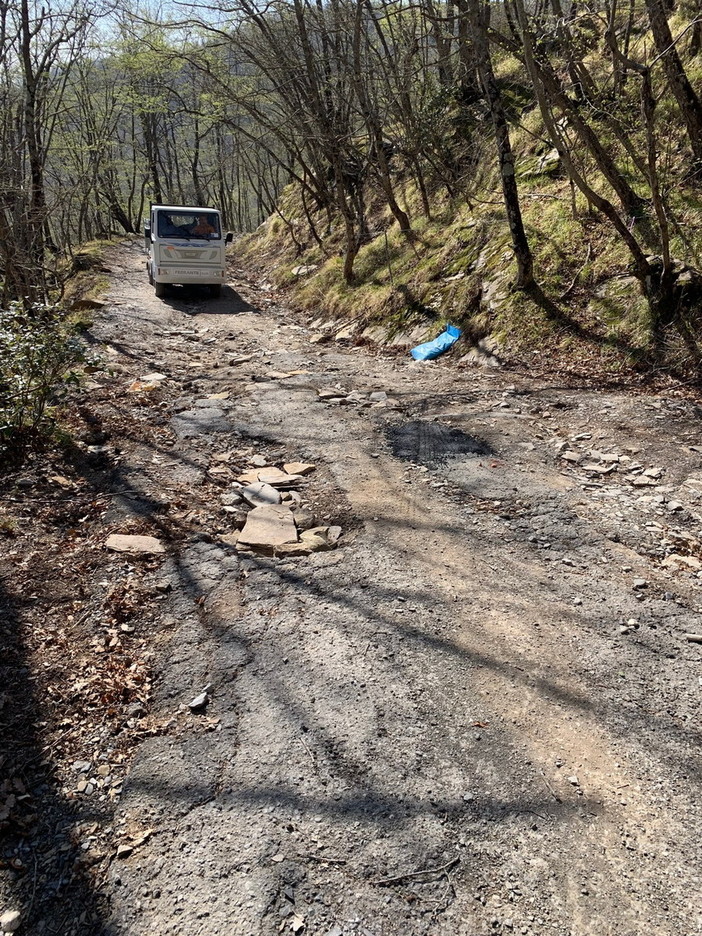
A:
[387, 420, 492, 466]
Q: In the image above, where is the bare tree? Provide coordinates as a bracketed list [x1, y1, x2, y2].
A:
[0, 0, 95, 301]
[466, 0, 534, 288]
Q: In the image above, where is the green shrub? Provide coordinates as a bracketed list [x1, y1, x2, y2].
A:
[0, 303, 89, 458]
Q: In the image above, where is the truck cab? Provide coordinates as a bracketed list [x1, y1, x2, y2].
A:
[144, 204, 233, 298]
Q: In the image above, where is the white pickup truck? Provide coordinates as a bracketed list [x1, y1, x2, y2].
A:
[144, 204, 233, 298]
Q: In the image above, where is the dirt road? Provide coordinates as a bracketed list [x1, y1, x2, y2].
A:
[4, 241, 702, 935]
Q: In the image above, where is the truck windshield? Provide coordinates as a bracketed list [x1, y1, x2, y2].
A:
[156, 211, 221, 240]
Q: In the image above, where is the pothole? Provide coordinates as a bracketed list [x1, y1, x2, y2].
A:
[387, 420, 492, 466]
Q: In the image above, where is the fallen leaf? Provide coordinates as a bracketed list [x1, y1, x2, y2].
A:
[128, 379, 161, 392]
[132, 828, 154, 848]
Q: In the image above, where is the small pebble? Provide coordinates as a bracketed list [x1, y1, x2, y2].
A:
[189, 691, 209, 711]
[0, 910, 21, 933]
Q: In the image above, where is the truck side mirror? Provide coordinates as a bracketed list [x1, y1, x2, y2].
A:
[225, 231, 233, 244]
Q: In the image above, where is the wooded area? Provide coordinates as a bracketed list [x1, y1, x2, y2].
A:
[1, 0, 702, 351]
[3, 5, 702, 928]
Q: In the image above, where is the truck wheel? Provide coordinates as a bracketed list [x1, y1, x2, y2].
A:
[147, 264, 153, 285]
[154, 281, 167, 298]
[209, 284, 222, 298]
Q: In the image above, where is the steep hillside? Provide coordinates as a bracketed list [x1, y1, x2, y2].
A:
[232, 8, 702, 383]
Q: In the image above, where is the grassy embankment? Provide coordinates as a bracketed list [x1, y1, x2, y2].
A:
[232, 27, 702, 381]
[0, 240, 113, 462]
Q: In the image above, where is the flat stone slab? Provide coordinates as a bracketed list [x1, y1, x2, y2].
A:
[105, 534, 166, 554]
[237, 505, 298, 548]
[237, 467, 304, 488]
[257, 467, 302, 487]
[237, 470, 262, 484]
[283, 462, 316, 476]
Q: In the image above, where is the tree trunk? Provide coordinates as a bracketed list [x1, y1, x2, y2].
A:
[513, 0, 652, 284]
[535, 57, 647, 218]
[645, 0, 702, 164]
[467, 0, 534, 288]
[352, 0, 411, 235]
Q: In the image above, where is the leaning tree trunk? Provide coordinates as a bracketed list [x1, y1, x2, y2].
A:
[467, 0, 534, 288]
[645, 0, 702, 165]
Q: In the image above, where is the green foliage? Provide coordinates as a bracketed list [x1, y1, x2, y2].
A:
[0, 304, 91, 459]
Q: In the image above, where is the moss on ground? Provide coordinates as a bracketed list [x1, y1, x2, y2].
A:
[61, 239, 114, 317]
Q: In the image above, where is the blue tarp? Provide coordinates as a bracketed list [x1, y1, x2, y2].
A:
[410, 323, 461, 361]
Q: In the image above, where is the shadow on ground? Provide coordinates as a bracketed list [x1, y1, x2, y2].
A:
[0, 580, 115, 935]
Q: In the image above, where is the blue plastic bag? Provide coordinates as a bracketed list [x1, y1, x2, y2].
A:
[410, 323, 461, 361]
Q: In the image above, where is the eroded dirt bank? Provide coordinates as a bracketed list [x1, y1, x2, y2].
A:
[2, 241, 702, 936]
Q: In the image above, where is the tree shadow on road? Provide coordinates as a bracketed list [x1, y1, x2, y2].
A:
[6, 307, 700, 932]
[159, 285, 260, 316]
[0, 580, 115, 935]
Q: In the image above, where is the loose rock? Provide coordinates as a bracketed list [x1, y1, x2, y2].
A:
[189, 691, 209, 711]
[239, 482, 282, 507]
[219, 532, 240, 547]
[221, 491, 245, 506]
[257, 467, 302, 487]
[222, 506, 249, 528]
[1, 910, 21, 933]
[283, 462, 316, 476]
[105, 534, 166, 555]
